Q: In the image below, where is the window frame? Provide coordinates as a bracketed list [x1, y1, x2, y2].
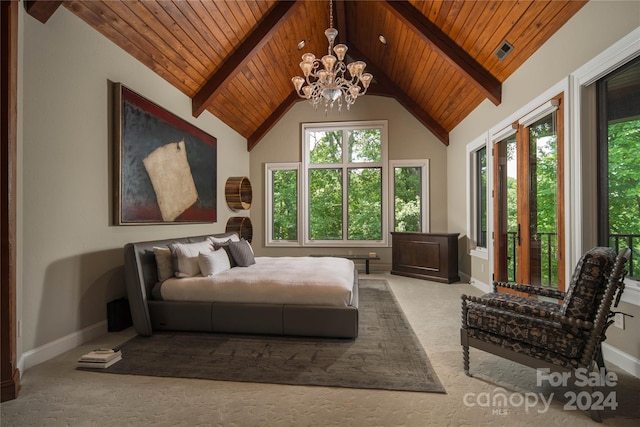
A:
[389, 159, 430, 235]
[596, 56, 640, 280]
[302, 120, 388, 247]
[466, 134, 490, 260]
[264, 162, 301, 247]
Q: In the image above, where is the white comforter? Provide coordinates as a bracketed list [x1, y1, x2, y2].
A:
[158, 256, 355, 307]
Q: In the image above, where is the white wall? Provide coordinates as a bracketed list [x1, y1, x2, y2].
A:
[446, 1, 640, 366]
[19, 7, 249, 368]
[249, 95, 448, 264]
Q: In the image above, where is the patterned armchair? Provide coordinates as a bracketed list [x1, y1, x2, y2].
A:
[460, 247, 631, 421]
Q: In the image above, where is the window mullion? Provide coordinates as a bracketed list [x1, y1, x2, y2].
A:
[342, 130, 348, 242]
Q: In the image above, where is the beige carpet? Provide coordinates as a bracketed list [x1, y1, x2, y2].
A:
[2, 272, 639, 426]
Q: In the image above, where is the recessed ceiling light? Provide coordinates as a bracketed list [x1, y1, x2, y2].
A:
[378, 34, 388, 45]
[297, 40, 306, 50]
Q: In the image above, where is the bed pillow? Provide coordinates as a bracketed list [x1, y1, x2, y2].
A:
[153, 247, 173, 283]
[168, 240, 214, 277]
[228, 238, 255, 267]
[211, 240, 237, 268]
[198, 248, 231, 276]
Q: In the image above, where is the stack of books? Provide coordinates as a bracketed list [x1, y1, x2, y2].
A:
[77, 348, 122, 369]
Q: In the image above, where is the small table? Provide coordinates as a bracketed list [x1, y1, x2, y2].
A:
[310, 254, 380, 274]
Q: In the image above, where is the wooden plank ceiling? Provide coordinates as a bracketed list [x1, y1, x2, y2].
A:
[26, 0, 587, 149]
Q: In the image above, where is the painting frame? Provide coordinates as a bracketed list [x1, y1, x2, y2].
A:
[113, 83, 217, 225]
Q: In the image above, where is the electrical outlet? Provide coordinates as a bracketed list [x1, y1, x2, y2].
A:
[614, 313, 625, 330]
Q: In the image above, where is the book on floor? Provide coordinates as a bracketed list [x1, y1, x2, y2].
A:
[77, 354, 122, 369]
[77, 348, 122, 368]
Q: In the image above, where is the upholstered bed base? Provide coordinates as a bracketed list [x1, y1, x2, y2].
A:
[124, 233, 359, 338]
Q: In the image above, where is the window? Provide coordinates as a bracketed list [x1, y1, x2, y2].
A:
[265, 163, 300, 246]
[390, 160, 429, 233]
[597, 56, 640, 279]
[302, 121, 388, 246]
[467, 135, 489, 258]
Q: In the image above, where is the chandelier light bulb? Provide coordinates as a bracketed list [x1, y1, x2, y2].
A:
[333, 44, 347, 61]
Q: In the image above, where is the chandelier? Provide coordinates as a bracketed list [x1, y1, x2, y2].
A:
[291, 0, 373, 112]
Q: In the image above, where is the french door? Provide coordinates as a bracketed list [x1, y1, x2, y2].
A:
[493, 95, 566, 291]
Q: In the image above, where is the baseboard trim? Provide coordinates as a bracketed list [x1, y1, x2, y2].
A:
[602, 342, 640, 379]
[469, 276, 491, 293]
[18, 320, 107, 374]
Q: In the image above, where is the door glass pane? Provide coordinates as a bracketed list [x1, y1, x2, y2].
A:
[529, 113, 558, 288]
[348, 168, 382, 240]
[308, 130, 342, 164]
[496, 134, 518, 282]
[393, 166, 422, 232]
[308, 168, 342, 240]
[271, 169, 297, 241]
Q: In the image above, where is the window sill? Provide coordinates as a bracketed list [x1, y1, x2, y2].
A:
[469, 248, 488, 260]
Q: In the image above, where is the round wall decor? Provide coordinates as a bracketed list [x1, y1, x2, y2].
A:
[225, 216, 253, 243]
[225, 176, 252, 210]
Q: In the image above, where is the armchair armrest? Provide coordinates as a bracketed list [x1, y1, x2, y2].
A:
[492, 281, 566, 300]
[461, 294, 593, 331]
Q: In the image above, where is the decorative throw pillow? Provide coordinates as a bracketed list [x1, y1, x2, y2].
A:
[209, 233, 240, 245]
[153, 247, 173, 283]
[198, 248, 231, 276]
[168, 240, 214, 277]
[228, 238, 256, 267]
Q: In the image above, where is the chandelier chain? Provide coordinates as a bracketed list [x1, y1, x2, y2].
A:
[329, 0, 333, 31]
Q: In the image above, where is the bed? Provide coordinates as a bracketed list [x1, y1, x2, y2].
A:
[123, 233, 359, 338]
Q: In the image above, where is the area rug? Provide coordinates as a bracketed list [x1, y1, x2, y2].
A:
[95, 279, 445, 393]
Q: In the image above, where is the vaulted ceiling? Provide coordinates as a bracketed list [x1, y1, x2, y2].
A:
[25, 0, 587, 149]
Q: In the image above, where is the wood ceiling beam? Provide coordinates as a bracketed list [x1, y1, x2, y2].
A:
[349, 46, 449, 145]
[248, 91, 303, 151]
[192, 0, 301, 118]
[381, 0, 501, 106]
[24, 0, 63, 24]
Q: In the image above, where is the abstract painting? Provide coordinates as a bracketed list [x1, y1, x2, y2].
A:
[113, 83, 217, 224]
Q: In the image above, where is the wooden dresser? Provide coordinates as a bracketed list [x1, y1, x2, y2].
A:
[391, 232, 460, 283]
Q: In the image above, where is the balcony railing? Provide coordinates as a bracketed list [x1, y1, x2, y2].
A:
[506, 231, 558, 288]
[504, 232, 639, 286]
[609, 233, 639, 280]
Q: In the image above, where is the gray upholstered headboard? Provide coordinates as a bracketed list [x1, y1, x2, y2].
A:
[123, 232, 238, 336]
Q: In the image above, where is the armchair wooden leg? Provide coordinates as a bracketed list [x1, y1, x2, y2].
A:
[463, 344, 470, 376]
[588, 348, 606, 423]
[594, 346, 606, 373]
[589, 407, 603, 423]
